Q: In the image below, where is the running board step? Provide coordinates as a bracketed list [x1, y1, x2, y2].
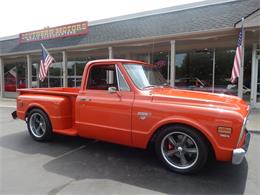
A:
[53, 128, 78, 136]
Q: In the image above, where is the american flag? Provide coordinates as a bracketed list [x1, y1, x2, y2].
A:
[39, 44, 54, 81]
[230, 26, 244, 83]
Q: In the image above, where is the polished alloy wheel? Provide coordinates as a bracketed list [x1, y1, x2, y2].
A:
[161, 131, 199, 170]
[29, 113, 46, 138]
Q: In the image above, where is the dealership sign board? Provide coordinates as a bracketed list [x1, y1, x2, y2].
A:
[19, 21, 88, 43]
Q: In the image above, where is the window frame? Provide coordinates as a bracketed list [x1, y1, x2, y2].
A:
[115, 65, 130, 92]
[85, 63, 132, 92]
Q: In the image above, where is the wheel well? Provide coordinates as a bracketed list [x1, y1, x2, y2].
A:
[26, 106, 50, 123]
[147, 123, 215, 159]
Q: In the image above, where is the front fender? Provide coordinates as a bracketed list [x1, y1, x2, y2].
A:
[148, 116, 219, 150]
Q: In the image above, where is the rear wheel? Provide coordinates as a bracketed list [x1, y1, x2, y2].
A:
[27, 108, 53, 141]
[155, 125, 208, 174]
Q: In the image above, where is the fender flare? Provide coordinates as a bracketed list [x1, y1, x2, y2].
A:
[25, 103, 50, 119]
[147, 116, 219, 153]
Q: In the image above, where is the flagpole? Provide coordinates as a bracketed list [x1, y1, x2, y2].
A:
[238, 18, 245, 98]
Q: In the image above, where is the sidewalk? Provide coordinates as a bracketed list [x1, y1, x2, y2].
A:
[0, 98, 259, 132]
[0, 98, 16, 107]
[247, 109, 260, 133]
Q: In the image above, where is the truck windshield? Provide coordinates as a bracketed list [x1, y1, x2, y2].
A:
[124, 64, 168, 89]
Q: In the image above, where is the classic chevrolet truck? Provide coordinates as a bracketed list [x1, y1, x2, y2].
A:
[13, 59, 250, 174]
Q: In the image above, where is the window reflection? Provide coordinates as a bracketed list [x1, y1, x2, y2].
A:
[4, 58, 27, 92]
[175, 50, 213, 93]
[152, 52, 170, 82]
[67, 54, 108, 88]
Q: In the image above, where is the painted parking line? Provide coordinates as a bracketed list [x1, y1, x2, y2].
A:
[53, 140, 98, 160]
[54, 145, 87, 160]
[0, 105, 16, 108]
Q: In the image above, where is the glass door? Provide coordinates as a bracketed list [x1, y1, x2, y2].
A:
[4, 58, 27, 98]
[256, 58, 260, 107]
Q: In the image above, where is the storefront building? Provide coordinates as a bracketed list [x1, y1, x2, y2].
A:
[0, 0, 259, 107]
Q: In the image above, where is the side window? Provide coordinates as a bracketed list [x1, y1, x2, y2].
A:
[116, 66, 130, 91]
[87, 65, 118, 90]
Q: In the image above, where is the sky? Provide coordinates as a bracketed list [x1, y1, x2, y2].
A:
[0, 0, 203, 38]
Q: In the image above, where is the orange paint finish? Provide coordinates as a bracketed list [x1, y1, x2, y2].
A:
[16, 92, 77, 131]
[16, 59, 250, 163]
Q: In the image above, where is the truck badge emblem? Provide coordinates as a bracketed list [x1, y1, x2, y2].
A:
[137, 112, 150, 120]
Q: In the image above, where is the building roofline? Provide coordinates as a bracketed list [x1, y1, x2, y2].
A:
[0, 0, 241, 41]
[0, 34, 19, 41]
[234, 8, 260, 26]
[0, 27, 235, 57]
[89, 0, 240, 26]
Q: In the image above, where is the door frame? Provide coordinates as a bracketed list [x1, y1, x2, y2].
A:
[250, 44, 260, 109]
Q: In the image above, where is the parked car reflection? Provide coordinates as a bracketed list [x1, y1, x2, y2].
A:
[174, 77, 248, 95]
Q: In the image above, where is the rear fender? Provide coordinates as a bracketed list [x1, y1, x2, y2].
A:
[18, 95, 72, 130]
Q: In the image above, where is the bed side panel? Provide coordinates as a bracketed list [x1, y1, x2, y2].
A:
[17, 93, 73, 130]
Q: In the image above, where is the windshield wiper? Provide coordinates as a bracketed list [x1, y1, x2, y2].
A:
[142, 83, 171, 89]
[162, 83, 170, 87]
[142, 85, 156, 89]
[158, 83, 171, 88]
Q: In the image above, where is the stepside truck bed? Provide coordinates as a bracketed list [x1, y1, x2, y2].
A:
[16, 88, 80, 136]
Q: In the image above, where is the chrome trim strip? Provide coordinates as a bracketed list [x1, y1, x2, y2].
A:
[115, 65, 120, 91]
[237, 106, 250, 147]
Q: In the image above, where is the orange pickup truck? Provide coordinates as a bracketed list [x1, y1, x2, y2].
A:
[13, 59, 250, 174]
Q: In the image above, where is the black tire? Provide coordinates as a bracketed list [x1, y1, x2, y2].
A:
[155, 125, 208, 174]
[27, 108, 53, 141]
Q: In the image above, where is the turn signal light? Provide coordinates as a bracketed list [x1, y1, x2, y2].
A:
[17, 101, 23, 108]
[217, 127, 232, 138]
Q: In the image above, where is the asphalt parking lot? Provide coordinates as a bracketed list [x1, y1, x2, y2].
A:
[0, 106, 259, 195]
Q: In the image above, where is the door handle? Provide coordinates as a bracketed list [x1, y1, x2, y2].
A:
[80, 97, 91, 101]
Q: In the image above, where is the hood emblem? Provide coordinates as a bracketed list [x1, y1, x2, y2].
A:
[137, 112, 151, 120]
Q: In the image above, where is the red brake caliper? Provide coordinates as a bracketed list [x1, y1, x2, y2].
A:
[168, 143, 173, 150]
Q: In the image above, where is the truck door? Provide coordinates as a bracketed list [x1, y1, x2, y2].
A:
[77, 63, 134, 146]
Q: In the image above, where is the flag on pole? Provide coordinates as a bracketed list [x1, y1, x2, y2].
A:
[39, 44, 54, 81]
[230, 24, 244, 83]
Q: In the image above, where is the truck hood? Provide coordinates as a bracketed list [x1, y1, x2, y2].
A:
[148, 88, 249, 115]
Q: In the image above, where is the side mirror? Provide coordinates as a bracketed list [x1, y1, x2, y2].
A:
[108, 87, 117, 94]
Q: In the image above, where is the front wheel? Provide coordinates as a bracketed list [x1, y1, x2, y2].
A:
[27, 108, 53, 141]
[155, 125, 208, 174]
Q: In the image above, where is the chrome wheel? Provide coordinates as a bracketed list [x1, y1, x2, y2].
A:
[29, 113, 46, 138]
[161, 131, 199, 170]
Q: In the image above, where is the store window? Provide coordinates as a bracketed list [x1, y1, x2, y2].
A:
[152, 52, 170, 82]
[31, 55, 40, 88]
[243, 47, 252, 101]
[38, 53, 62, 88]
[215, 48, 237, 95]
[131, 53, 149, 63]
[175, 49, 213, 92]
[32, 62, 38, 87]
[67, 53, 108, 88]
[49, 62, 62, 87]
[215, 47, 252, 98]
[4, 57, 27, 93]
[68, 60, 86, 87]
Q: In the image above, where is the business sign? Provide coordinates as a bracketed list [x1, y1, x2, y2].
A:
[19, 21, 88, 43]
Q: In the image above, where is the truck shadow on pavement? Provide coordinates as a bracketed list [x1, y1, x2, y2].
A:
[0, 131, 248, 195]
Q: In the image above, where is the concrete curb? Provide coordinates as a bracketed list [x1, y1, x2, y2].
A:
[248, 130, 260, 134]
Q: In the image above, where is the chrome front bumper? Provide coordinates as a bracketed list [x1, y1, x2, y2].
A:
[232, 130, 251, 165]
